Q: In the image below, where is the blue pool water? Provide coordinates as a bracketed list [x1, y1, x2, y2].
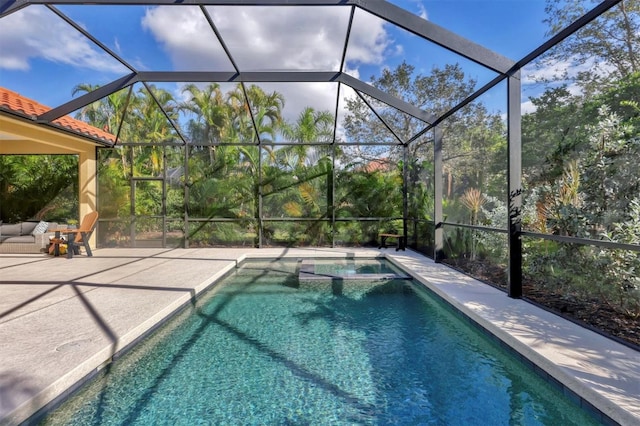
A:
[41, 259, 599, 425]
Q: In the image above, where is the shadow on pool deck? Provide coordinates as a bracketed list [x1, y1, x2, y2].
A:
[0, 247, 638, 425]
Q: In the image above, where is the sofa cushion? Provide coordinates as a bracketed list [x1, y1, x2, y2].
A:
[1, 235, 36, 243]
[21, 222, 37, 235]
[31, 221, 49, 234]
[0, 223, 23, 236]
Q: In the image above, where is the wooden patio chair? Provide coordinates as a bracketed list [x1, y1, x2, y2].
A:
[49, 211, 99, 258]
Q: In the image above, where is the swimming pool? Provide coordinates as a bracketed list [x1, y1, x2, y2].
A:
[40, 259, 599, 425]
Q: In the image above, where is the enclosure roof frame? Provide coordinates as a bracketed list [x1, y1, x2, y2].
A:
[0, 0, 621, 148]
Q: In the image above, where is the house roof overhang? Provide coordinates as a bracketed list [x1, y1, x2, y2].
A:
[0, 87, 116, 153]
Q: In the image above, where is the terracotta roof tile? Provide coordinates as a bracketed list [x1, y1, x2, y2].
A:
[363, 159, 392, 173]
[0, 87, 115, 144]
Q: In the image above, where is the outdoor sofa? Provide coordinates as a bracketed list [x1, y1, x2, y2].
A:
[0, 221, 61, 254]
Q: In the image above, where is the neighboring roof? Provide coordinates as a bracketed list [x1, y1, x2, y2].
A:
[0, 87, 115, 144]
[363, 159, 393, 173]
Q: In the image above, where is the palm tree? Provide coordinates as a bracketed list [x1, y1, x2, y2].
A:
[261, 108, 335, 244]
[73, 83, 134, 176]
[283, 107, 333, 142]
[179, 83, 229, 163]
[132, 85, 178, 175]
[72, 83, 130, 136]
[242, 84, 285, 144]
[280, 107, 333, 168]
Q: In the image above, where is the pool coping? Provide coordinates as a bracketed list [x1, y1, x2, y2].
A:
[0, 248, 638, 425]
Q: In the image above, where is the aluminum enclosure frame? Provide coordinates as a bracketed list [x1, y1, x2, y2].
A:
[0, 0, 627, 300]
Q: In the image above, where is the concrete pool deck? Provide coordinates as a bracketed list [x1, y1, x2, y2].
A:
[0, 248, 638, 425]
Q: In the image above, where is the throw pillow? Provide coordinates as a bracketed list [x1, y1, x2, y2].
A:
[31, 220, 49, 235]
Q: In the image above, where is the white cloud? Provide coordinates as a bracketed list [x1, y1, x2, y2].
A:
[0, 5, 126, 73]
[522, 55, 617, 102]
[414, 1, 429, 20]
[142, 6, 231, 71]
[418, 6, 429, 20]
[141, 5, 392, 123]
[113, 38, 122, 56]
[522, 60, 575, 85]
[141, 5, 391, 72]
[521, 99, 536, 115]
[524, 56, 615, 86]
[346, 9, 391, 66]
[499, 99, 537, 121]
[520, 55, 618, 116]
[343, 67, 361, 80]
[518, 54, 618, 116]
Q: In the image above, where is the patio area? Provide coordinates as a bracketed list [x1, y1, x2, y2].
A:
[0, 248, 638, 425]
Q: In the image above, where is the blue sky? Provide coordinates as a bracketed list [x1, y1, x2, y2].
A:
[0, 0, 553, 124]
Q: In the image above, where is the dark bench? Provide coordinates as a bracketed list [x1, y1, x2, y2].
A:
[378, 233, 406, 251]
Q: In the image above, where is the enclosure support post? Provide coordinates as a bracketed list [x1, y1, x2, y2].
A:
[330, 144, 336, 248]
[129, 147, 135, 247]
[507, 71, 523, 298]
[257, 145, 263, 248]
[184, 146, 189, 248]
[402, 144, 408, 245]
[162, 146, 167, 248]
[434, 126, 444, 261]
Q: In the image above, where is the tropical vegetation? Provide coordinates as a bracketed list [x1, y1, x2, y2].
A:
[1, 1, 638, 340]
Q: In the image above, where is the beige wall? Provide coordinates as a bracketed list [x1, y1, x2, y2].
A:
[1, 115, 100, 247]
